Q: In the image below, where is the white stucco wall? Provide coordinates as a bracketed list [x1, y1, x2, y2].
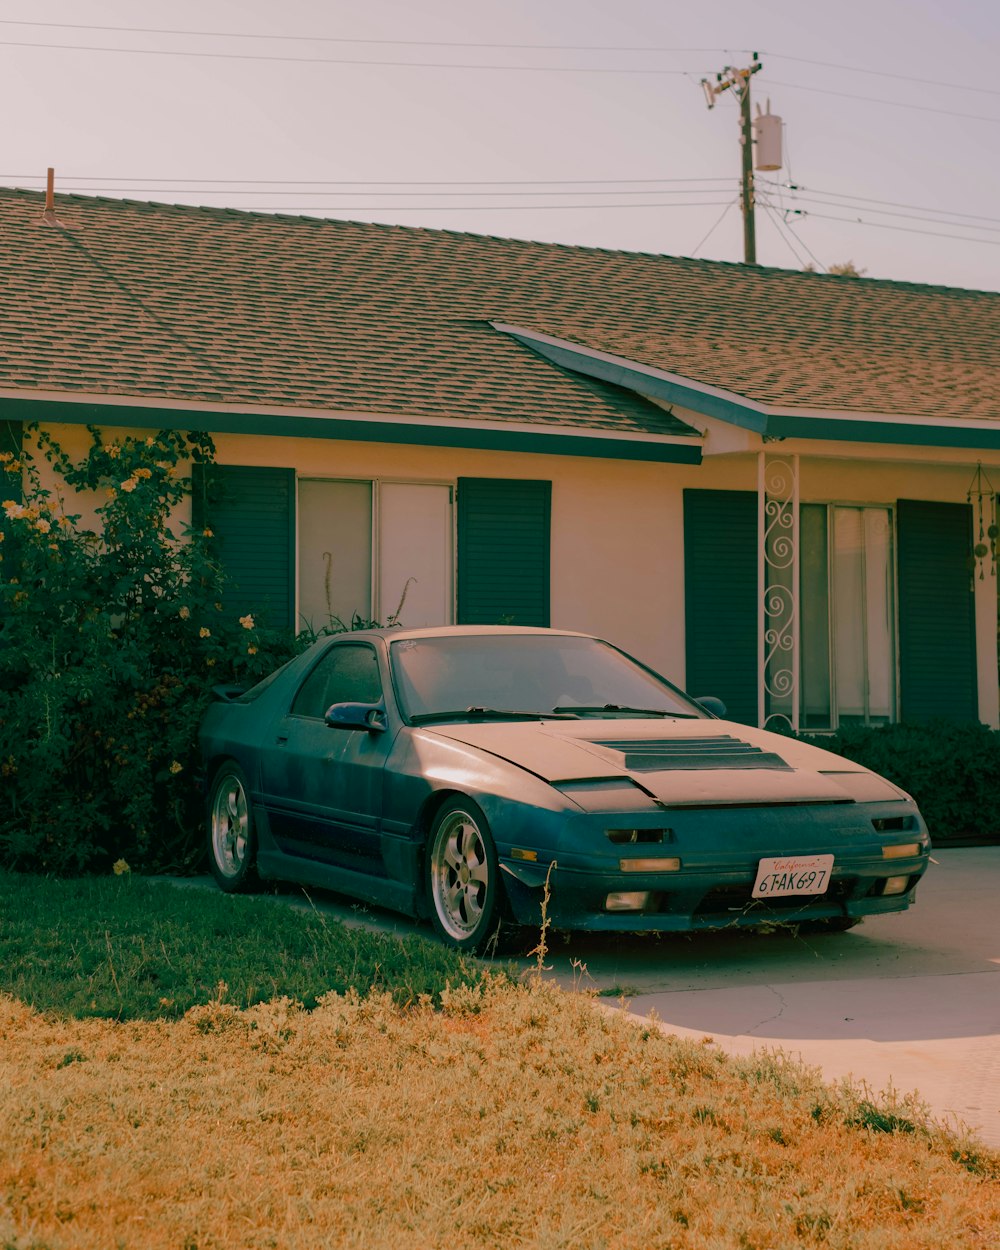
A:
[27, 419, 1000, 727]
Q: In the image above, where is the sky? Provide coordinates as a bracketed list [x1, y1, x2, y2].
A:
[2, 0, 999, 292]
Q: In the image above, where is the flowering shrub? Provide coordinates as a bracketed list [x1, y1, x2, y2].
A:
[0, 425, 295, 874]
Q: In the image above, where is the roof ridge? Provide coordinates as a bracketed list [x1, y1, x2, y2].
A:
[1, 184, 996, 299]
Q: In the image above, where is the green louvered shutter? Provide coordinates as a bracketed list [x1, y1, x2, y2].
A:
[0, 421, 21, 471]
[457, 478, 550, 626]
[684, 489, 758, 724]
[0, 421, 22, 507]
[0, 421, 23, 561]
[194, 465, 296, 629]
[897, 499, 978, 722]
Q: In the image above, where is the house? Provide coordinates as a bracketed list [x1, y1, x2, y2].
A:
[1, 186, 998, 730]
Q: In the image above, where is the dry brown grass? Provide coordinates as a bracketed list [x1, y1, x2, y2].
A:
[1, 979, 997, 1250]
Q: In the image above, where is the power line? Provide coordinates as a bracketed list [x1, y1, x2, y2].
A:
[790, 209, 1000, 247]
[1, 181, 736, 199]
[0, 19, 734, 54]
[3, 18, 997, 104]
[767, 78, 1000, 124]
[763, 52, 1000, 97]
[763, 191, 1000, 236]
[0, 186, 734, 213]
[689, 198, 738, 257]
[0, 174, 734, 187]
[758, 179, 1000, 226]
[757, 195, 826, 270]
[760, 200, 810, 268]
[0, 38, 709, 73]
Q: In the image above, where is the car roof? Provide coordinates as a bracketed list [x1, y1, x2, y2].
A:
[345, 625, 591, 643]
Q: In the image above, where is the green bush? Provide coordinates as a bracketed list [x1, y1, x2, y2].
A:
[0, 426, 297, 874]
[794, 721, 1000, 843]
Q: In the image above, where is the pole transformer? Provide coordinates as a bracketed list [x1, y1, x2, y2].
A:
[701, 56, 763, 265]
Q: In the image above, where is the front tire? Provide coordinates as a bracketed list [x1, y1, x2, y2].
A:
[207, 763, 257, 892]
[426, 797, 501, 952]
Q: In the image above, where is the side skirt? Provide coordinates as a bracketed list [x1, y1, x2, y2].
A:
[256, 846, 420, 920]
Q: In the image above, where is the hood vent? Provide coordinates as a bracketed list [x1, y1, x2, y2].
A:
[591, 735, 791, 773]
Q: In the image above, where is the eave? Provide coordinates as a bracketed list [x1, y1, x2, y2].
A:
[0, 390, 702, 465]
[493, 323, 1000, 451]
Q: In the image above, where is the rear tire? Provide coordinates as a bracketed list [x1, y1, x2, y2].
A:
[207, 763, 257, 892]
[426, 797, 502, 952]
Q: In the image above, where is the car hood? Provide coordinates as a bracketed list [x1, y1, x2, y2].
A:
[422, 718, 904, 805]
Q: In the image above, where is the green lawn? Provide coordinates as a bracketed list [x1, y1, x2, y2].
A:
[0, 870, 492, 1018]
[1, 870, 997, 1249]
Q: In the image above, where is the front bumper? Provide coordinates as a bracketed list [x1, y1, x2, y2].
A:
[494, 798, 930, 932]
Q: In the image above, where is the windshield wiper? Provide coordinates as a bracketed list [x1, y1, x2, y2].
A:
[410, 707, 580, 725]
[551, 704, 697, 718]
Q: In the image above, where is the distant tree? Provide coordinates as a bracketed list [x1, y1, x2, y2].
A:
[804, 260, 868, 278]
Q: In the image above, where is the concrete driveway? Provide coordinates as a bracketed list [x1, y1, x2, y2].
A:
[537, 846, 999, 1148]
[170, 846, 1000, 1147]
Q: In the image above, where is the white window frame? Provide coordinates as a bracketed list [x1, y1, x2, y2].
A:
[295, 475, 456, 631]
[800, 498, 900, 731]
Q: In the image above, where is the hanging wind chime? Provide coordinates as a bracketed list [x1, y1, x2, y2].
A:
[966, 463, 998, 580]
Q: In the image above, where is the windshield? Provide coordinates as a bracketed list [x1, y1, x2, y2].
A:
[389, 633, 704, 722]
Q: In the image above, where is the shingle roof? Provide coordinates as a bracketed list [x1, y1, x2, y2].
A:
[1, 187, 998, 430]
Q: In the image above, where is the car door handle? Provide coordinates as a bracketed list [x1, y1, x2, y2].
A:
[275, 734, 289, 744]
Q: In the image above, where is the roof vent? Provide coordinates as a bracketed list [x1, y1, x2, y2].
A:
[41, 167, 66, 228]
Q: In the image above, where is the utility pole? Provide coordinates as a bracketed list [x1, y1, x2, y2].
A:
[701, 56, 763, 264]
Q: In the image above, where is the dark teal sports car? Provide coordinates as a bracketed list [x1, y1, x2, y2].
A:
[199, 627, 930, 950]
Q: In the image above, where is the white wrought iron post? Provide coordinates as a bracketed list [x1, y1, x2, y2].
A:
[758, 452, 800, 731]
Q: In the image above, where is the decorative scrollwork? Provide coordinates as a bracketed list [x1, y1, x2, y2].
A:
[764, 457, 795, 500]
[761, 454, 799, 722]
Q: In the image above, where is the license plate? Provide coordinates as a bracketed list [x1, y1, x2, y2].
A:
[752, 854, 834, 898]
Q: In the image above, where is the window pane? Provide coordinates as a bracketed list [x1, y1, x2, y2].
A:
[863, 508, 895, 723]
[390, 634, 701, 720]
[292, 644, 382, 718]
[298, 480, 372, 632]
[379, 483, 453, 628]
[799, 504, 831, 728]
[832, 507, 866, 721]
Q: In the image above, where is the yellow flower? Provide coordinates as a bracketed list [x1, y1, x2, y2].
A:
[35, 518, 51, 534]
[199, 626, 211, 638]
[206, 657, 216, 667]
[0, 452, 10, 463]
[120, 478, 138, 493]
[169, 760, 183, 775]
[247, 645, 258, 655]
[105, 488, 117, 500]
[112, 859, 130, 876]
[105, 443, 122, 458]
[2, 500, 22, 519]
[214, 602, 223, 611]
[135, 467, 152, 480]
[239, 614, 255, 630]
[178, 606, 191, 620]
[3, 460, 21, 473]
[202, 527, 213, 538]
[145, 437, 155, 447]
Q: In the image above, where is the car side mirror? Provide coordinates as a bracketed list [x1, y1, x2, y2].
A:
[694, 696, 727, 718]
[324, 701, 387, 733]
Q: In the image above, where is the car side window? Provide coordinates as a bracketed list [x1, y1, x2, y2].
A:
[290, 644, 383, 719]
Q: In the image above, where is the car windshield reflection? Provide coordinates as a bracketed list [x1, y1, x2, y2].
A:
[389, 633, 703, 723]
